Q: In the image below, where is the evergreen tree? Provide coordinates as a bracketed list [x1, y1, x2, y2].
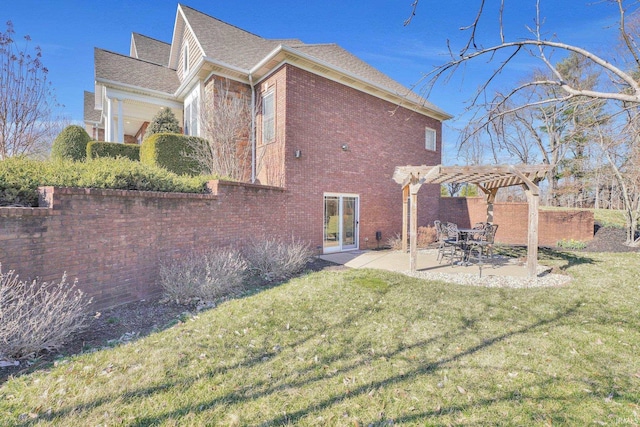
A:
[144, 108, 181, 140]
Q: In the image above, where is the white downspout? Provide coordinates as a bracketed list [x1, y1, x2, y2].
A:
[249, 73, 256, 183]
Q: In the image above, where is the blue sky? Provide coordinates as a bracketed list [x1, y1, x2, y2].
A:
[2, 0, 624, 162]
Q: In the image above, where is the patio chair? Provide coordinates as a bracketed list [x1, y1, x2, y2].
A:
[434, 220, 447, 262]
[439, 222, 465, 265]
[467, 224, 499, 265]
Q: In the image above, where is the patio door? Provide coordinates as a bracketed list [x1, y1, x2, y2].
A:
[323, 194, 359, 253]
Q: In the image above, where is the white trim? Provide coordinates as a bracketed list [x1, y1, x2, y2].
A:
[184, 83, 200, 136]
[261, 90, 275, 144]
[425, 127, 437, 151]
[323, 193, 360, 254]
[97, 78, 180, 102]
[103, 87, 182, 109]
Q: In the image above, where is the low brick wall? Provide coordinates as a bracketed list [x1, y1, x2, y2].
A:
[439, 197, 594, 246]
[0, 182, 287, 310]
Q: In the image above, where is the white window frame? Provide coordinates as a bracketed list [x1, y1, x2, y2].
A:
[262, 90, 275, 144]
[184, 84, 200, 136]
[425, 127, 437, 151]
[183, 43, 189, 75]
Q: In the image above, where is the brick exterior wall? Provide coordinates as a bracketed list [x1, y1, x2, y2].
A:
[276, 65, 442, 250]
[439, 197, 594, 246]
[0, 183, 287, 310]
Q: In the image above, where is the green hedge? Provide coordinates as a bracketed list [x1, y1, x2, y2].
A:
[87, 141, 140, 161]
[0, 157, 214, 207]
[50, 125, 92, 161]
[140, 133, 207, 176]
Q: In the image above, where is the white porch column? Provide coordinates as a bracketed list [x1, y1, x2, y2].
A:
[117, 99, 124, 143]
[105, 97, 113, 142]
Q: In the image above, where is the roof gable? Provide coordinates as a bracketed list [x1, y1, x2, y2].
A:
[130, 33, 171, 67]
[173, 4, 284, 71]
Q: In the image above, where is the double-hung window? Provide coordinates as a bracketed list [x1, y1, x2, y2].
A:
[425, 127, 437, 151]
[262, 91, 275, 143]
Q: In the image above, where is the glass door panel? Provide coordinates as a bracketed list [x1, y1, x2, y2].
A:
[323, 196, 340, 252]
[342, 196, 358, 249]
[323, 194, 359, 253]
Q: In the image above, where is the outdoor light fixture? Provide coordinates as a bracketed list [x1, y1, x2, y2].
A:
[294, 149, 302, 158]
[341, 144, 348, 151]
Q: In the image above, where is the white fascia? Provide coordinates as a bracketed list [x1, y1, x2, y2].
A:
[97, 78, 182, 108]
[250, 44, 452, 121]
[102, 86, 182, 110]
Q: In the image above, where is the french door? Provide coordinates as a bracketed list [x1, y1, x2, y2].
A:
[323, 194, 359, 253]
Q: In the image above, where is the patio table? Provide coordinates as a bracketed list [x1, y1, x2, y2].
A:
[456, 228, 487, 267]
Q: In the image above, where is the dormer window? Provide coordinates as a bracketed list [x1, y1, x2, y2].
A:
[183, 43, 189, 75]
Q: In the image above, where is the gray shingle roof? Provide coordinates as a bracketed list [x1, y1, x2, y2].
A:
[180, 5, 298, 70]
[95, 48, 180, 94]
[131, 33, 171, 66]
[83, 91, 101, 122]
[179, 5, 444, 114]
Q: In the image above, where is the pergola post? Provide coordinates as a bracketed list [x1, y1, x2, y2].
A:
[524, 188, 539, 277]
[409, 189, 418, 272]
[509, 166, 541, 278]
[402, 185, 409, 252]
[485, 188, 498, 223]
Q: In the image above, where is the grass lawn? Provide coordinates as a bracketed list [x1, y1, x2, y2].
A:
[541, 206, 629, 229]
[1, 250, 640, 425]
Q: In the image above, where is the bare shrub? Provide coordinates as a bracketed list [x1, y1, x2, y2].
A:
[387, 233, 403, 250]
[387, 227, 437, 250]
[244, 238, 313, 282]
[0, 265, 92, 360]
[159, 248, 247, 303]
[417, 225, 437, 247]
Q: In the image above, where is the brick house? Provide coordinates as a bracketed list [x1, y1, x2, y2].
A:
[84, 4, 451, 254]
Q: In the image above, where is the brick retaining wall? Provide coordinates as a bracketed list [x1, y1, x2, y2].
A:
[1, 188, 594, 310]
[439, 197, 594, 246]
[0, 182, 287, 310]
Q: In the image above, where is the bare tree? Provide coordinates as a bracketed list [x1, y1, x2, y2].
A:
[592, 110, 640, 244]
[407, 0, 640, 244]
[0, 21, 62, 159]
[189, 78, 252, 181]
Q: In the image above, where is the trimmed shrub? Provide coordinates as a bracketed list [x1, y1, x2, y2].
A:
[0, 157, 212, 206]
[244, 238, 313, 282]
[50, 125, 92, 161]
[0, 265, 92, 360]
[140, 133, 207, 176]
[159, 248, 248, 304]
[144, 107, 181, 139]
[87, 141, 140, 161]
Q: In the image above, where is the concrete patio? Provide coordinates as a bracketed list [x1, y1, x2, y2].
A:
[319, 249, 541, 278]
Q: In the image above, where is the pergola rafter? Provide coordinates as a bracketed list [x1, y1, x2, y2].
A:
[392, 164, 550, 278]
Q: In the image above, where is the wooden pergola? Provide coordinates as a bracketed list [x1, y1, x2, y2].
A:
[392, 164, 550, 277]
